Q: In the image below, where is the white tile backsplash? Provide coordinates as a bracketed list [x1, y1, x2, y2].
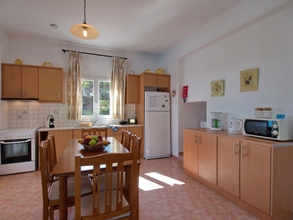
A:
[7, 101, 70, 128]
[7, 101, 135, 128]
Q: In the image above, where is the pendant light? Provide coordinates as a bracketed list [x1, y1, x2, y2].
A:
[70, 0, 100, 40]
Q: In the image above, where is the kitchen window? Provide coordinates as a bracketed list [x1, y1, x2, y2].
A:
[81, 78, 111, 121]
[82, 79, 94, 116]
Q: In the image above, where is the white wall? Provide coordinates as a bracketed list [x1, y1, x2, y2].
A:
[0, 35, 161, 129]
[2, 35, 160, 75]
[160, 0, 293, 155]
[0, 29, 9, 129]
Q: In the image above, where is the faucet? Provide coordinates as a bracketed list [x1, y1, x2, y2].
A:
[92, 119, 98, 126]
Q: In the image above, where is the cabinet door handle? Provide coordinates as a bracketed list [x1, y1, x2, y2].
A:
[241, 145, 246, 158]
[198, 135, 201, 144]
[194, 135, 197, 143]
[233, 143, 238, 156]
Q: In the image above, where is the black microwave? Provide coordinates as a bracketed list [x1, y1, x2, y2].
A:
[243, 118, 293, 141]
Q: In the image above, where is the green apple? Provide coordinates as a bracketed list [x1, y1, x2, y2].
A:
[89, 139, 97, 146]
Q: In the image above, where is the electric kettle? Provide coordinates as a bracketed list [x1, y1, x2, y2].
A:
[229, 118, 242, 133]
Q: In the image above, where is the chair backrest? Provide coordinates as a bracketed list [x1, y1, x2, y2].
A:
[39, 140, 52, 204]
[46, 134, 57, 172]
[129, 134, 142, 163]
[75, 152, 139, 219]
[82, 128, 107, 139]
[121, 129, 131, 151]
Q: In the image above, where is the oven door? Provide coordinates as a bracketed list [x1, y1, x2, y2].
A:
[0, 139, 34, 165]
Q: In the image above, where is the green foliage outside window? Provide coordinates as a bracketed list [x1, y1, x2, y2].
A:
[81, 80, 110, 116]
[82, 80, 94, 115]
[99, 82, 110, 115]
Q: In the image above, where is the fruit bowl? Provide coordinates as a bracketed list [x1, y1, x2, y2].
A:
[78, 137, 111, 151]
[81, 142, 106, 151]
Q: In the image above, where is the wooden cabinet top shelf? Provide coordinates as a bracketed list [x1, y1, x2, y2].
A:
[1, 63, 62, 70]
[139, 72, 170, 76]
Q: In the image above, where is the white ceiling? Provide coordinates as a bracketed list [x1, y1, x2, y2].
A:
[0, 0, 245, 55]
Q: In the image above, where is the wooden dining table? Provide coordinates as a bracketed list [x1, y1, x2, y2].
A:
[51, 137, 129, 220]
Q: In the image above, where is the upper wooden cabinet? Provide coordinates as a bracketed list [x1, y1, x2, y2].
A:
[142, 72, 170, 89]
[125, 74, 140, 104]
[1, 63, 38, 100]
[38, 67, 63, 103]
[1, 63, 63, 103]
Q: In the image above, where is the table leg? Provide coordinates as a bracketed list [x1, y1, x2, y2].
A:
[59, 176, 68, 220]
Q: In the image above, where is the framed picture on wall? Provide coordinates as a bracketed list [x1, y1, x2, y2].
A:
[240, 68, 259, 92]
[211, 80, 224, 97]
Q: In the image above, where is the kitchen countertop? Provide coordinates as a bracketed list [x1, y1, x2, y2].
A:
[38, 124, 143, 132]
[184, 128, 293, 148]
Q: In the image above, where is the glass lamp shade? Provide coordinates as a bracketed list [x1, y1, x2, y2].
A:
[70, 23, 100, 40]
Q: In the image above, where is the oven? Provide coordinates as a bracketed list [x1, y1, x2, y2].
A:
[0, 128, 37, 175]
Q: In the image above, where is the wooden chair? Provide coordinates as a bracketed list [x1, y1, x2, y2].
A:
[40, 140, 92, 220]
[121, 129, 132, 151]
[75, 152, 139, 220]
[129, 134, 142, 162]
[46, 134, 57, 176]
[97, 133, 141, 192]
[82, 128, 108, 139]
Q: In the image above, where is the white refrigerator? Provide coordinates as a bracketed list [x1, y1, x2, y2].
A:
[144, 91, 171, 159]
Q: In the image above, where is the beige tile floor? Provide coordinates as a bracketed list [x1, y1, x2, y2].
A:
[0, 156, 259, 220]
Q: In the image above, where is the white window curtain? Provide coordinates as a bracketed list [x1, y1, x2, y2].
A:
[111, 57, 127, 119]
[67, 51, 82, 120]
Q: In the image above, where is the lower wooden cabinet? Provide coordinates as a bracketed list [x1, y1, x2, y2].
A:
[218, 137, 240, 197]
[197, 132, 217, 185]
[218, 137, 271, 213]
[111, 127, 123, 142]
[183, 130, 217, 183]
[240, 141, 271, 214]
[183, 128, 293, 220]
[183, 130, 198, 174]
[73, 129, 82, 139]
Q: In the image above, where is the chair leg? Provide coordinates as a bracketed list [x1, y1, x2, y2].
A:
[49, 206, 54, 220]
[43, 204, 48, 220]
